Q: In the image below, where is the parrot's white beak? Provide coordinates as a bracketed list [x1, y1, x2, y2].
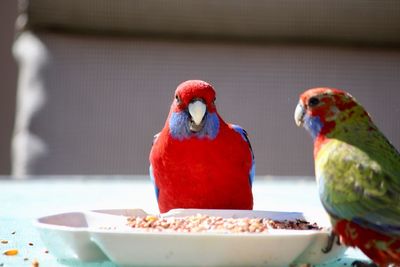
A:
[188, 100, 206, 126]
[294, 102, 305, 127]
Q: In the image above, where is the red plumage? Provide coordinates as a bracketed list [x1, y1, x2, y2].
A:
[335, 220, 400, 267]
[149, 80, 253, 213]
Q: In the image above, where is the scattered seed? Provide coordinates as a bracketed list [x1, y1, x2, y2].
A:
[24, 257, 29, 261]
[44, 250, 49, 254]
[32, 259, 39, 267]
[28, 242, 34, 246]
[11, 231, 16, 235]
[3, 249, 18, 256]
[0, 241, 8, 244]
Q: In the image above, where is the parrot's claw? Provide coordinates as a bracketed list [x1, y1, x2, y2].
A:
[351, 260, 378, 267]
[322, 231, 340, 253]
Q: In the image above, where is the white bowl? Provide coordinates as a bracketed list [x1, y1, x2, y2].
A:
[35, 209, 346, 266]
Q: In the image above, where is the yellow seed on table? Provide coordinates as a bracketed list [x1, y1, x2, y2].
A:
[3, 249, 18, 256]
[145, 215, 158, 222]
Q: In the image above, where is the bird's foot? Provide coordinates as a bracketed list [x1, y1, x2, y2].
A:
[322, 231, 340, 253]
[351, 260, 378, 267]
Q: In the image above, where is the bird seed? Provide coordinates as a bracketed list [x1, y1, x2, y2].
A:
[126, 214, 321, 233]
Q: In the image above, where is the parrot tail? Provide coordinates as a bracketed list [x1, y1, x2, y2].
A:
[335, 220, 400, 267]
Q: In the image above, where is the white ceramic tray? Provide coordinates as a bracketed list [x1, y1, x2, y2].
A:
[35, 209, 346, 266]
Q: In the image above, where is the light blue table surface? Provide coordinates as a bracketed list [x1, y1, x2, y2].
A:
[0, 176, 369, 267]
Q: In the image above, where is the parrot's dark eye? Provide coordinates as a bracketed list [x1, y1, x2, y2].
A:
[175, 95, 182, 104]
[308, 97, 320, 107]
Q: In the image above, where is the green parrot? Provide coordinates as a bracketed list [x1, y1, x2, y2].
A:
[294, 87, 400, 267]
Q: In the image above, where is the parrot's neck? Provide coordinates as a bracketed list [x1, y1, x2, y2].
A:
[314, 135, 330, 159]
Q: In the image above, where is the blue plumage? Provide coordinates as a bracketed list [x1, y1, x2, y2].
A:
[149, 164, 159, 200]
[304, 114, 323, 140]
[169, 111, 220, 140]
[353, 217, 400, 236]
[231, 124, 255, 187]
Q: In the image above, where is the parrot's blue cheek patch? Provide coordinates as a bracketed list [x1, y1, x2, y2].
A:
[200, 113, 220, 140]
[169, 112, 220, 140]
[169, 112, 191, 140]
[304, 115, 323, 140]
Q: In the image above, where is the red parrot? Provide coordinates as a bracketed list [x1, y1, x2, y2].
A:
[149, 80, 254, 213]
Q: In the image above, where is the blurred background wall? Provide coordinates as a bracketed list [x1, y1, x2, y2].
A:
[2, 0, 400, 177]
[0, 0, 18, 174]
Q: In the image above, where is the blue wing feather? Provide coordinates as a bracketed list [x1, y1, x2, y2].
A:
[149, 164, 160, 201]
[231, 124, 255, 187]
[149, 133, 160, 200]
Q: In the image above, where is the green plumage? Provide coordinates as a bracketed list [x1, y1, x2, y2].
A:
[296, 88, 400, 264]
[316, 103, 400, 234]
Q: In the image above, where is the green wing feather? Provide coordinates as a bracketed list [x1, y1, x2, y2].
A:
[316, 122, 400, 234]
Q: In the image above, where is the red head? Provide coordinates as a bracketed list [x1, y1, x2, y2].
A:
[172, 80, 217, 113]
[168, 80, 220, 137]
[294, 87, 368, 139]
